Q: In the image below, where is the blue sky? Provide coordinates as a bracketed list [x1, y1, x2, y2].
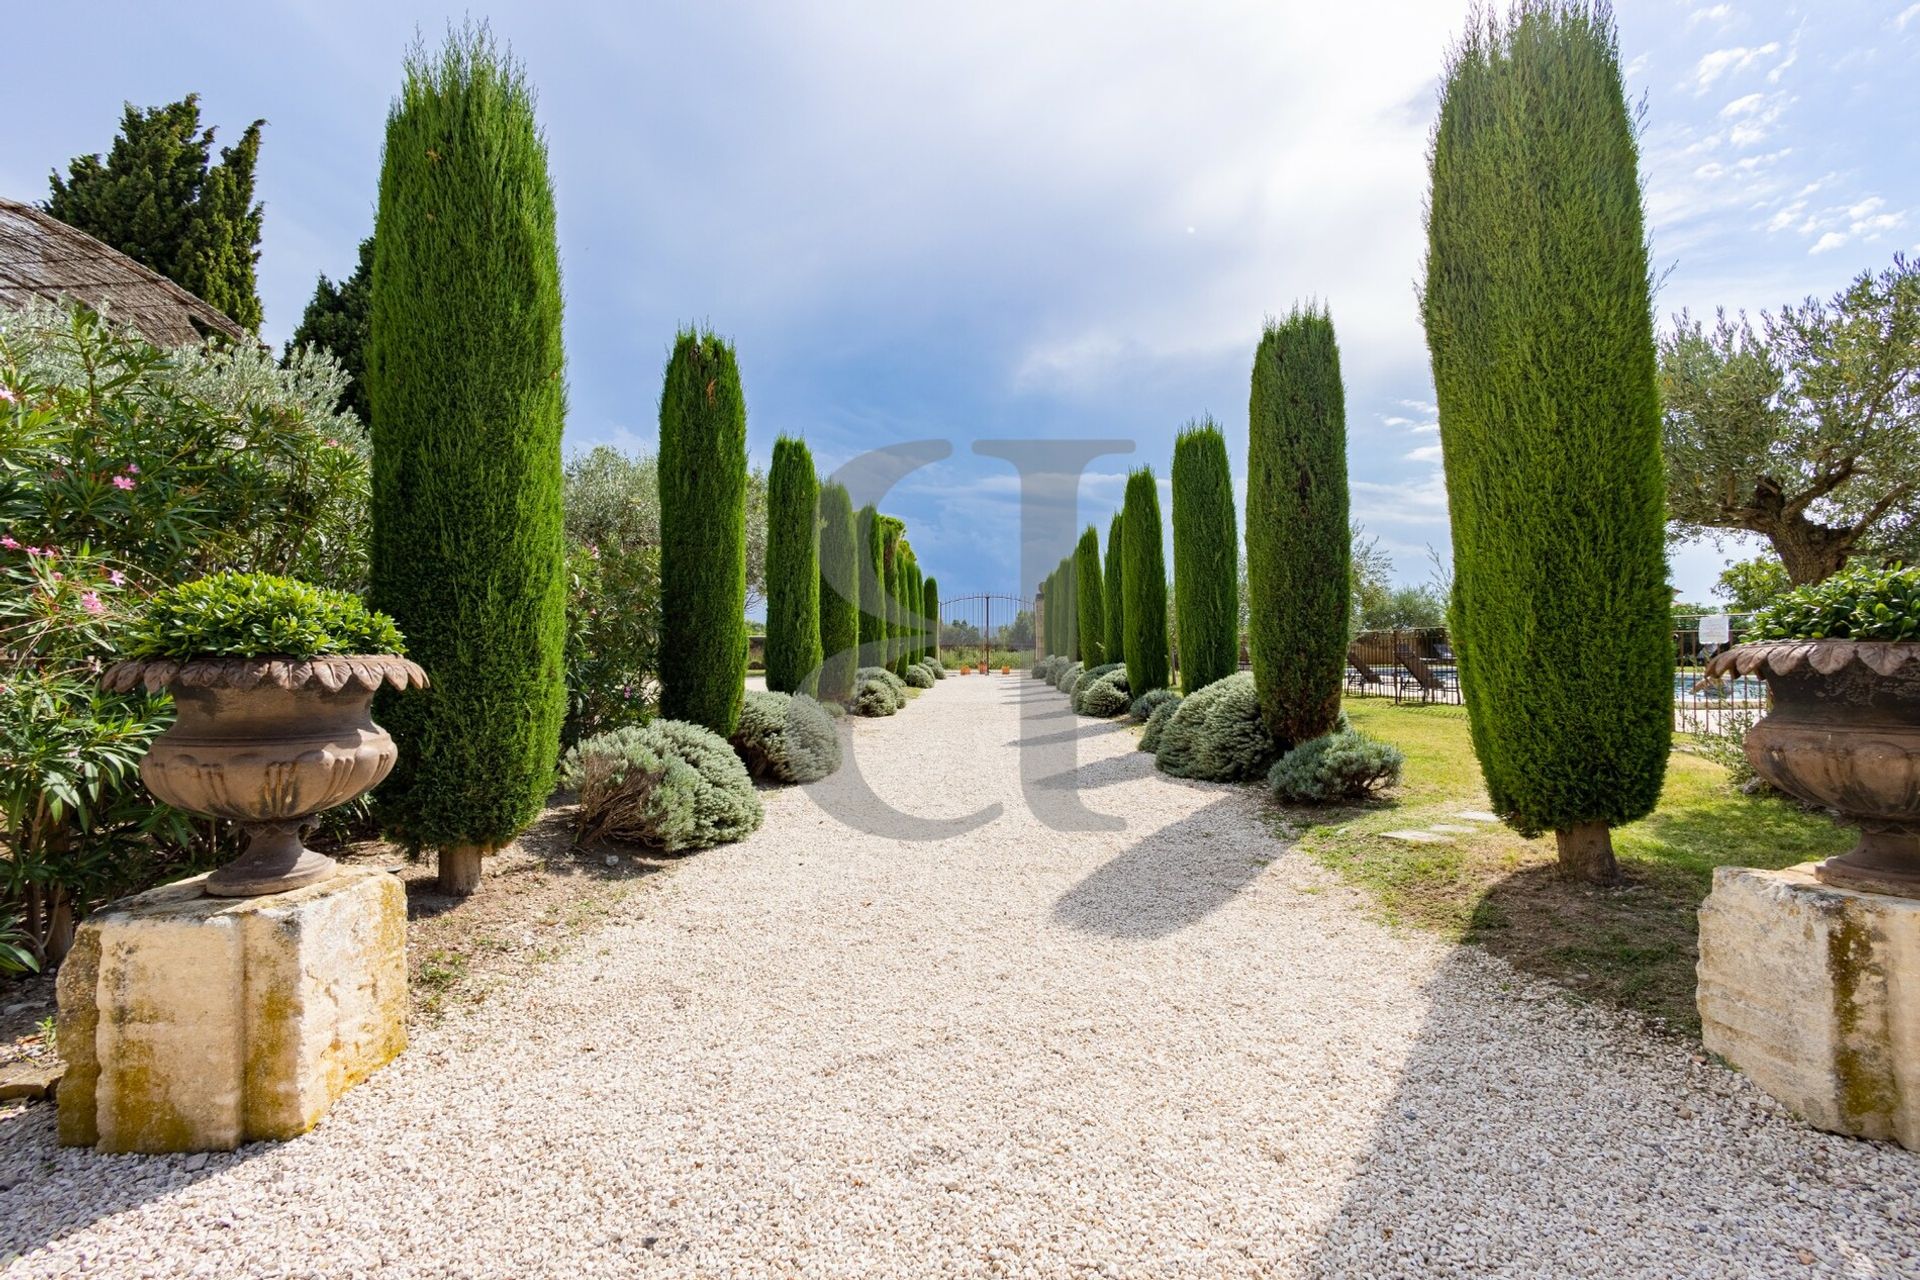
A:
[4, 2, 1915, 602]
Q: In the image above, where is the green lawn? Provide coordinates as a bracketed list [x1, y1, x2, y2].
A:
[1287, 700, 1850, 1039]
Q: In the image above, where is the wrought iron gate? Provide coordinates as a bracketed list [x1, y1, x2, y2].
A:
[934, 593, 1037, 669]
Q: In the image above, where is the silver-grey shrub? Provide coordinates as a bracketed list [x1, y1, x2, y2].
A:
[731, 690, 843, 783]
[561, 719, 764, 851]
[1139, 694, 1183, 753]
[1268, 730, 1404, 804]
[1130, 687, 1181, 723]
[1154, 671, 1283, 782]
[1079, 669, 1132, 718]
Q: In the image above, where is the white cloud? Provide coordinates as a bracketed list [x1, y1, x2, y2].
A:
[1403, 444, 1444, 464]
[1688, 4, 1733, 28]
[1718, 93, 1765, 117]
[1688, 42, 1780, 94]
[1894, 4, 1920, 31]
[1810, 231, 1848, 255]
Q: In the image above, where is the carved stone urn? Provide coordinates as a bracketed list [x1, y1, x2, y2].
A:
[1708, 640, 1920, 897]
[102, 655, 429, 897]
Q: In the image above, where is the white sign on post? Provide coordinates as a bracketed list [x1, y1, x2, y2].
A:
[1698, 614, 1732, 646]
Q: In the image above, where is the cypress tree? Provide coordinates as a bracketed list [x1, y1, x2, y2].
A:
[657, 326, 748, 736]
[49, 95, 267, 333]
[1172, 420, 1240, 694]
[923, 577, 940, 664]
[765, 435, 822, 694]
[368, 27, 566, 894]
[288, 236, 374, 422]
[817, 482, 860, 704]
[1422, 0, 1670, 884]
[1075, 526, 1106, 666]
[1122, 469, 1170, 694]
[858, 504, 885, 664]
[1104, 511, 1126, 667]
[1247, 309, 1348, 745]
[882, 520, 904, 675]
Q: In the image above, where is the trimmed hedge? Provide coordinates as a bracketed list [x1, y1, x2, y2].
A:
[1069, 661, 1123, 711]
[1130, 686, 1181, 723]
[851, 676, 900, 716]
[368, 28, 567, 856]
[765, 435, 821, 695]
[1139, 693, 1183, 753]
[1171, 420, 1238, 694]
[1268, 730, 1403, 804]
[1054, 660, 1083, 695]
[904, 662, 935, 689]
[731, 689, 841, 783]
[1079, 668, 1131, 718]
[817, 481, 860, 704]
[561, 719, 763, 851]
[1075, 525, 1106, 666]
[1247, 307, 1348, 746]
[1122, 468, 1169, 695]
[1153, 670, 1281, 782]
[1422, 1, 1669, 877]
[657, 328, 748, 736]
[1104, 510, 1126, 667]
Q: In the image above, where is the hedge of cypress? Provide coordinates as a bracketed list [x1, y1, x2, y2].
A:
[1075, 526, 1105, 666]
[368, 28, 566, 892]
[1422, 1, 1669, 883]
[858, 504, 885, 666]
[765, 435, 821, 695]
[1171, 420, 1239, 694]
[817, 481, 859, 704]
[923, 576, 940, 664]
[1122, 468, 1169, 694]
[657, 327, 748, 737]
[1104, 511, 1126, 667]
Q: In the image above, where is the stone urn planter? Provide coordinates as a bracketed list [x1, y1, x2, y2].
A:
[102, 655, 429, 897]
[1707, 640, 1920, 897]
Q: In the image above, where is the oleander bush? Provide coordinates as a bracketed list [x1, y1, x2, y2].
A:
[561, 719, 764, 852]
[729, 690, 842, 783]
[850, 675, 901, 717]
[904, 662, 935, 689]
[1268, 729, 1404, 804]
[1079, 669, 1132, 718]
[1139, 694, 1183, 753]
[1054, 660, 1084, 695]
[1153, 671, 1283, 782]
[1130, 686, 1181, 723]
[1069, 662, 1123, 712]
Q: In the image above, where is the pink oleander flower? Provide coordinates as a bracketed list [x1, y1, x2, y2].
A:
[324, 438, 341, 448]
[0, 536, 17, 550]
[113, 475, 135, 491]
[108, 569, 126, 586]
[124, 463, 139, 474]
[0, 386, 15, 403]
[80, 591, 104, 615]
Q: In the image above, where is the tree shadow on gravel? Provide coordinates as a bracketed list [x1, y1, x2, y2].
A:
[1291, 949, 1920, 1278]
[1012, 719, 1135, 749]
[1052, 794, 1268, 939]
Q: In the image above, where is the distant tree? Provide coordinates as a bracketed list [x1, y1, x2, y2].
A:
[1359, 585, 1448, 630]
[1074, 526, 1106, 666]
[923, 577, 940, 664]
[1247, 307, 1349, 747]
[1713, 554, 1791, 613]
[817, 481, 860, 703]
[1172, 420, 1239, 693]
[657, 329, 748, 736]
[368, 27, 566, 894]
[1001, 609, 1036, 651]
[1423, 0, 1670, 885]
[765, 436, 821, 694]
[1122, 468, 1170, 694]
[1104, 511, 1126, 666]
[48, 94, 265, 332]
[882, 519, 905, 675]
[857, 505, 885, 664]
[1662, 256, 1919, 585]
[287, 237, 373, 422]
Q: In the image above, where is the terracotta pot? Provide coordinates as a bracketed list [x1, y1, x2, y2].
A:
[1708, 640, 1920, 897]
[103, 655, 429, 898]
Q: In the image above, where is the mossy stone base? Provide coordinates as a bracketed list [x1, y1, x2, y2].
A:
[1698, 863, 1920, 1149]
[57, 866, 406, 1153]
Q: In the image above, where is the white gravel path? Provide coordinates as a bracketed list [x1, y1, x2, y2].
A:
[3, 673, 1917, 1278]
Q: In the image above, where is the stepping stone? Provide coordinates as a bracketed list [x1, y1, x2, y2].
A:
[1428, 824, 1483, 835]
[1382, 829, 1452, 844]
[1452, 810, 1501, 823]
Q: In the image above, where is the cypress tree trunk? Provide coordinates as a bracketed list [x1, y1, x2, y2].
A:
[369, 27, 567, 895]
[1172, 420, 1239, 694]
[817, 482, 860, 704]
[858, 505, 885, 667]
[1104, 511, 1126, 667]
[766, 435, 821, 694]
[1075, 527, 1106, 666]
[657, 328, 748, 736]
[1122, 468, 1170, 694]
[923, 577, 940, 664]
[1247, 310, 1349, 744]
[1423, 1, 1669, 885]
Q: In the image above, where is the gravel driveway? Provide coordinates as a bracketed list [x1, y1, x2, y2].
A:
[3, 674, 1917, 1278]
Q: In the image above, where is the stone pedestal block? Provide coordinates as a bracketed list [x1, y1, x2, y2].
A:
[57, 866, 406, 1153]
[1698, 863, 1920, 1150]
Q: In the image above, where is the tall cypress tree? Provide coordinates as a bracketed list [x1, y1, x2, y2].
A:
[1423, 1, 1669, 884]
[858, 504, 885, 665]
[657, 327, 749, 736]
[765, 435, 822, 694]
[1075, 526, 1106, 667]
[817, 481, 860, 704]
[48, 94, 266, 333]
[288, 236, 374, 422]
[923, 576, 940, 664]
[882, 520, 905, 675]
[1172, 420, 1240, 694]
[368, 26, 566, 895]
[1104, 511, 1126, 667]
[1122, 469, 1169, 694]
[1248, 309, 1349, 747]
